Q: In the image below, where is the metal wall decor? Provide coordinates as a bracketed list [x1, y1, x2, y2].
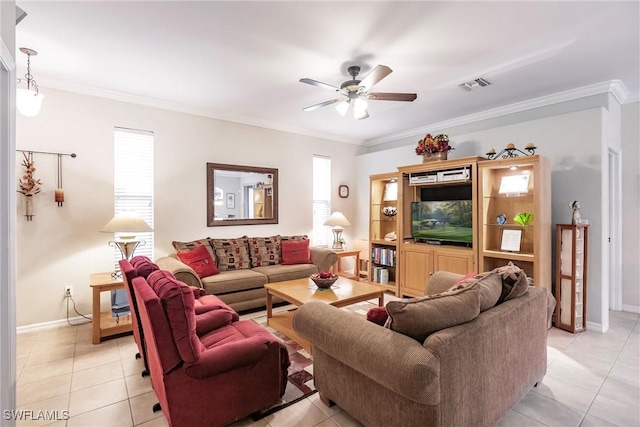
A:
[486, 143, 537, 160]
[16, 149, 77, 219]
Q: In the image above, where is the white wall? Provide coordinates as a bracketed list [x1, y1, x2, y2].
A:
[15, 87, 359, 327]
[621, 101, 640, 312]
[356, 103, 618, 327]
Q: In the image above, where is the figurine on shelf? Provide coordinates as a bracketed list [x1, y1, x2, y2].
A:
[570, 201, 582, 224]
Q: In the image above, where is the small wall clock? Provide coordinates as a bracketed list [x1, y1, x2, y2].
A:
[338, 185, 349, 198]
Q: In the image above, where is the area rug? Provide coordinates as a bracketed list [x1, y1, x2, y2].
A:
[250, 319, 317, 421]
[249, 299, 378, 420]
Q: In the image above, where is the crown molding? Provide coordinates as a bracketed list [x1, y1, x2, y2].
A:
[364, 80, 632, 147]
[37, 78, 362, 145]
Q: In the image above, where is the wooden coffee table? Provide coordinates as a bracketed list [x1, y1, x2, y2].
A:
[265, 276, 386, 351]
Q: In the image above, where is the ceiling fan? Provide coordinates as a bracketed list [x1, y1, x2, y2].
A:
[300, 65, 417, 120]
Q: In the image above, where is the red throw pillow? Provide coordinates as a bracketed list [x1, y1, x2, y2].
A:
[281, 239, 311, 265]
[177, 245, 220, 278]
[366, 306, 389, 326]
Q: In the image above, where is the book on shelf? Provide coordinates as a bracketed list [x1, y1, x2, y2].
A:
[371, 267, 389, 284]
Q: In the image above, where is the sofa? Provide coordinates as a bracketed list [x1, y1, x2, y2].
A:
[132, 269, 290, 427]
[293, 268, 555, 427]
[156, 235, 337, 312]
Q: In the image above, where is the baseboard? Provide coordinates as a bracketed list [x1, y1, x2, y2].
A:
[16, 315, 93, 335]
[586, 321, 604, 332]
[622, 304, 640, 314]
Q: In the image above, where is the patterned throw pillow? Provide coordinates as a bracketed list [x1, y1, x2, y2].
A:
[172, 238, 216, 263]
[247, 235, 282, 267]
[280, 235, 308, 241]
[210, 237, 250, 271]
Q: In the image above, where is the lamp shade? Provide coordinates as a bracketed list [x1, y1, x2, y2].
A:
[16, 88, 44, 117]
[324, 211, 351, 228]
[100, 214, 153, 239]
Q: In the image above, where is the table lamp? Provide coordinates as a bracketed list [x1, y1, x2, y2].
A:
[100, 213, 153, 260]
[324, 211, 351, 251]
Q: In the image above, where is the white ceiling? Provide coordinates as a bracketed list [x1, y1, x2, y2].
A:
[15, 1, 640, 145]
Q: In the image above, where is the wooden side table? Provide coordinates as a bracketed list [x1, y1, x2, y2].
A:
[331, 249, 360, 280]
[90, 272, 132, 344]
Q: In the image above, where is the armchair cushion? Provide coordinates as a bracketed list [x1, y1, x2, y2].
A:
[176, 244, 220, 278]
[147, 270, 204, 363]
[247, 235, 282, 267]
[494, 262, 530, 303]
[195, 310, 234, 336]
[130, 256, 159, 279]
[211, 237, 251, 271]
[184, 335, 270, 378]
[386, 284, 481, 342]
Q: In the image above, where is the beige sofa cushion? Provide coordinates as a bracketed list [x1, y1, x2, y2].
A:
[210, 237, 251, 271]
[252, 264, 318, 283]
[247, 235, 282, 267]
[200, 269, 267, 295]
[452, 271, 502, 312]
[386, 284, 480, 342]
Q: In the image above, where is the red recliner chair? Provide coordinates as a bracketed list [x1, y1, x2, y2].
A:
[119, 257, 239, 377]
[132, 270, 289, 427]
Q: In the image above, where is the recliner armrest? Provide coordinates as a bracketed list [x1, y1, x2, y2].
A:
[183, 336, 270, 378]
[195, 310, 234, 336]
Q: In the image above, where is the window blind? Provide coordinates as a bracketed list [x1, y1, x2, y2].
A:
[312, 155, 332, 247]
[113, 127, 154, 269]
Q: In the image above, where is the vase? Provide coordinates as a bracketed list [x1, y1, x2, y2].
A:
[422, 152, 448, 163]
[24, 195, 34, 221]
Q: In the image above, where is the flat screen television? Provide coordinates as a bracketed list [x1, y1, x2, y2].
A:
[411, 200, 473, 245]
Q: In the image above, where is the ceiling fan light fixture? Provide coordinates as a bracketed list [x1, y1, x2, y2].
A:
[336, 100, 349, 116]
[353, 98, 368, 119]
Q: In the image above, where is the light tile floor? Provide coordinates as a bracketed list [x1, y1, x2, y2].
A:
[14, 295, 640, 427]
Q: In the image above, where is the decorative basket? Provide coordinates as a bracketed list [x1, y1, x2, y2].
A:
[310, 274, 338, 289]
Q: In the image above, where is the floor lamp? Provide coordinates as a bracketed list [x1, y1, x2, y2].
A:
[324, 211, 351, 251]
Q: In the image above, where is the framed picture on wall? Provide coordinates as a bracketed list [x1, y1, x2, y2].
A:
[226, 193, 235, 209]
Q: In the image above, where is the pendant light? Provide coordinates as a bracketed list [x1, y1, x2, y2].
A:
[16, 47, 44, 117]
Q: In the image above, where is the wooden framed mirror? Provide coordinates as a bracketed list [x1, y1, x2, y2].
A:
[206, 163, 278, 226]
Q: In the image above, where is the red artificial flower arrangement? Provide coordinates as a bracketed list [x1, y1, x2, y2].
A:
[415, 133, 453, 155]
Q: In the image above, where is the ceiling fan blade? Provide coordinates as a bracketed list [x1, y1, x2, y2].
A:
[300, 78, 340, 92]
[366, 92, 417, 102]
[302, 99, 342, 111]
[358, 65, 392, 91]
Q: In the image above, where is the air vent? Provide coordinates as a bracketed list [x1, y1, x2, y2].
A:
[459, 78, 492, 91]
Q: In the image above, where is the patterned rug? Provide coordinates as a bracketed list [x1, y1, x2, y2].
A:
[249, 300, 378, 420]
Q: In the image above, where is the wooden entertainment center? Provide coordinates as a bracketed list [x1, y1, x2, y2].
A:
[369, 155, 551, 297]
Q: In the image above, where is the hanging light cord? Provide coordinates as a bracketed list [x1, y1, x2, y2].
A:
[24, 52, 39, 95]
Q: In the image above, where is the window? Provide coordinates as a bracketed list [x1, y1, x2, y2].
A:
[113, 127, 154, 269]
[312, 155, 332, 246]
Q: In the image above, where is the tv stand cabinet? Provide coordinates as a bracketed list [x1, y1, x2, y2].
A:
[397, 157, 481, 297]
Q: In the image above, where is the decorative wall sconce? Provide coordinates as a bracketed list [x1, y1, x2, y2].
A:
[486, 143, 537, 160]
[16, 47, 44, 117]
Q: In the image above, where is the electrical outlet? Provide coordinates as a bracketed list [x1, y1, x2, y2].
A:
[64, 286, 73, 298]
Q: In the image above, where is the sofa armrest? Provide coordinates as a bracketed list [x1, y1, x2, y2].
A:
[184, 336, 270, 378]
[293, 302, 441, 405]
[426, 271, 464, 295]
[310, 247, 338, 272]
[156, 256, 203, 288]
